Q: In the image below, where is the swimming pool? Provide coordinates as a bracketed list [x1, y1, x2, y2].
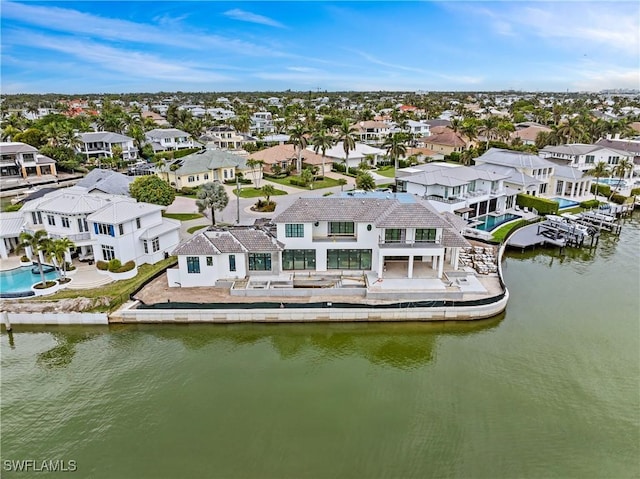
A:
[474, 213, 521, 232]
[597, 178, 626, 188]
[552, 197, 580, 209]
[0, 265, 59, 297]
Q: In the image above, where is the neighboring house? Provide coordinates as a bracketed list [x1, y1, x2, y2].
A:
[395, 163, 517, 218]
[353, 121, 391, 144]
[141, 110, 170, 127]
[419, 126, 471, 155]
[199, 127, 253, 150]
[321, 142, 386, 170]
[169, 195, 470, 286]
[248, 144, 330, 174]
[405, 147, 444, 163]
[168, 226, 284, 287]
[404, 120, 431, 138]
[595, 136, 640, 175]
[0, 142, 57, 179]
[156, 148, 248, 190]
[250, 112, 276, 134]
[510, 124, 551, 145]
[539, 144, 634, 176]
[20, 186, 179, 265]
[77, 131, 138, 162]
[145, 128, 197, 152]
[75, 168, 134, 196]
[475, 148, 593, 198]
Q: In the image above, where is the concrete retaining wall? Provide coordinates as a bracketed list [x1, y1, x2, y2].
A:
[113, 291, 508, 323]
[4, 312, 109, 325]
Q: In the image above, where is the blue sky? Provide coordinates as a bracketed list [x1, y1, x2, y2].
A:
[2, 1, 639, 94]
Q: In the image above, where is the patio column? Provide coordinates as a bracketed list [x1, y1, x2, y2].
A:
[0, 239, 8, 259]
[377, 253, 384, 279]
[432, 255, 438, 270]
[437, 253, 444, 279]
[407, 255, 414, 279]
[561, 182, 567, 196]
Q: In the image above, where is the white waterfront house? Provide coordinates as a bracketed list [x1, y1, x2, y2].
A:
[540, 143, 634, 176]
[168, 195, 470, 287]
[395, 162, 518, 218]
[475, 148, 592, 198]
[145, 128, 197, 152]
[0, 142, 57, 179]
[19, 186, 179, 265]
[77, 131, 138, 162]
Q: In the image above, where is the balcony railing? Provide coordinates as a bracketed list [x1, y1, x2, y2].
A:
[423, 195, 463, 204]
[379, 240, 441, 248]
[49, 232, 91, 241]
[312, 235, 358, 242]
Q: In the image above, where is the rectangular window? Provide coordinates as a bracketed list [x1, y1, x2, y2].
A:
[206, 256, 213, 266]
[94, 223, 114, 236]
[204, 174, 209, 180]
[78, 217, 86, 232]
[187, 256, 200, 274]
[585, 155, 595, 164]
[61, 217, 70, 228]
[47, 214, 55, 226]
[224, 170, 228, 179]
[285, 224, 305, 238]
[119, 224, 124, 235]
[136, 217, 141, 229]
[385, 228, 405, 243]
[229, 254, 236, 271]
[143, 240, 148, 254]
[282, 250, 316, 270]
[327, 249, 372, 270]
[101, 244, 115, 261]
[152, 237, 160, 252]
[188, 176, 195, 183]
[32, 212, 41, 224]
[248, 253, 272, 271]
[415, 228, 437, 242]
[329, 221, 355, 235]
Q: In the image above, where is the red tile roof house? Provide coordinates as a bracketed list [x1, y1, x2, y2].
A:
[248, 144, 332, 175]
[419, 126, 475, 155]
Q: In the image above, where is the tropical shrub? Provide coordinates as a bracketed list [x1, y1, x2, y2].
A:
[107, 258, 122, 272]
[20, 255, 30, 262]
[610, 193, 631, 205]
[180, 187, 198, 196]
[579, 199, 600, 209]
[630, 187, 640, 196]
[332, 163, 347, 173]
[96, 261, 109, 271]
[115, 260, 136, 273]
[590, 183, 611, 197]
[516, 194, 559, 215]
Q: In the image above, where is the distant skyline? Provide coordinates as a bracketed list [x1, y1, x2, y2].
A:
[2, 1, 639, 94]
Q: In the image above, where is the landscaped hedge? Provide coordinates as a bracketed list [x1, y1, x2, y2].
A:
[115, 261, 136, 273]
[180, 187, 198, 196]
[516, 193, 559, 215]
[289, 177, 310, 187]
[108, 259, 122, 272]
[96, 261, 109, 271]
[630, 187, 640, 196]
[610, 193, 632, 205]
[579, 199, 600, 209]
[590, 183, 611, 197]
[332, 163, 347, 173]
[263, 172, 288, 179]
[224, 178, 252, 185]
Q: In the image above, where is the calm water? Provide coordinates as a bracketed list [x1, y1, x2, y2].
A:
[2, 212, 639, 478]
[475, 213, 521, 231]
[0, 265, 58, 294]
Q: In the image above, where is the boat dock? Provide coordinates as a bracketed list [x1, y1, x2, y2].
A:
[508, 215, 600, 250]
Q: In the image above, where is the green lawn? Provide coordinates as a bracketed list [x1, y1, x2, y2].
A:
[40, 256, 178, 312]
[162, 212, 203, 221]
[265, 175, 342, 190]
[376, 167, 396, 178]
[491, 219, 529, 243]
[187, 224, 208, 234]
[232, 187, 287, 198]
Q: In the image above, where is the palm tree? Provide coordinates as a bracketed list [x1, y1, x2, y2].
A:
[336, 119, 357, 170]
[50, 238, 76, 279]
[482, 116, 500, 150]
[382, 133, 407, 171]
[587, 161, 611, 201]
[289, 125, 309, 173]
[261, 184, 277, 204]
[311, 128, 334, 176]
[246, 158, 264, 188]
[18, 230, 51, 287]
[558, 117, 583, 144]
[196, 182, 229, 226]
[609, 158, 633, 199]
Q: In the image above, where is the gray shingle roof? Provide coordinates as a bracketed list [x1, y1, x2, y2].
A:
[376, 203, 450, 228]
[76, 169, 133, 196]
[146, 128, 191, 139]
[79, 131, 133, 143]
[206, 231, 246, 253]
[157, 149, 246, 175]
[442, 229, 471, 248]
[230, 228, 283, 252]
[476, 148, 555, 169]
[172, 234, 219, 256]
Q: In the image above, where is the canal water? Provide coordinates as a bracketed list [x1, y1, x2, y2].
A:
[2, 212, 639, 478]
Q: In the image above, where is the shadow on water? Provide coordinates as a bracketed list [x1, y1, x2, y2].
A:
[124, 314, 505, 370]
[3, 315, 505, 371]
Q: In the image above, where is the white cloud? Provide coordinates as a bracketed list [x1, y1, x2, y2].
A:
[223, 9, 285, 28]
[1, 1, 286, 57]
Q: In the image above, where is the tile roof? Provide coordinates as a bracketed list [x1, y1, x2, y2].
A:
[540, 144, 601, 156]
[422, 126, 469, 147]
[249, 144, 327, 166]
[595, 138, 640, 155]
[442, 229, 471, 248]
[441, 211, 469, 232]
[157, 149, 245, 175]
[230, 228, 283, 252]
[146, 128, 191, 139]
[76, 169, 133, 196]
[475, 148, 555, 169]
[172, 233, 219, 256]
[274, 197, 450, 229]
[206, 231, 246, 253]
[0, 142, 38, 154]
[510, 125, 551, 142]
[79, 131, 134, 143]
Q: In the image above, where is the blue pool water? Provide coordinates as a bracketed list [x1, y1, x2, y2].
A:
[597, 178, 626, 188]
[0, 265, 59, 295]
[552, 197, 580, 209]
[474, 213, 521, 232]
